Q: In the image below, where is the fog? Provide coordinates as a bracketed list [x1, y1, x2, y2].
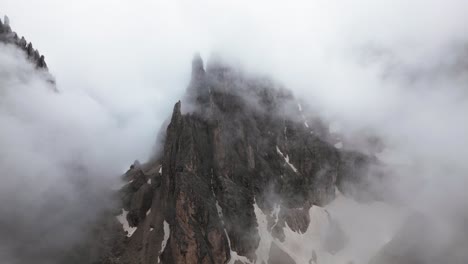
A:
[1, 0, 468, 263]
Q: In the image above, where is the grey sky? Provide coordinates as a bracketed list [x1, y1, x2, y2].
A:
[1, 0, 468, 263]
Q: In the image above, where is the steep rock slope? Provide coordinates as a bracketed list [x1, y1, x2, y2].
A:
[101, 55, 378, 264]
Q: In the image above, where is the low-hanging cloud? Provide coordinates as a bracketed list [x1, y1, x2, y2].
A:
[1, 0, 468, 263]
[0, 42, 160, 263]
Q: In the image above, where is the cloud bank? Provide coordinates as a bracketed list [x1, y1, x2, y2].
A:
[1, 0, 468, 263]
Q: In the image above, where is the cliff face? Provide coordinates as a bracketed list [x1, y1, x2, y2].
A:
[94, 55, 377, 264]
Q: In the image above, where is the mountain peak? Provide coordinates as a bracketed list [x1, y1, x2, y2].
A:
[3, 15, 10, 25]
[77, 57, 381, 264]
[191, 52, 205, 80]
[0, 15, 49, 71]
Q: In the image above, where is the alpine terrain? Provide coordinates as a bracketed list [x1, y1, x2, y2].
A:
[3, 13, 466, 264]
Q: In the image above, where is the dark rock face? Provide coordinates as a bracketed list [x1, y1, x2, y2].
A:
[91, 55, 378, 264]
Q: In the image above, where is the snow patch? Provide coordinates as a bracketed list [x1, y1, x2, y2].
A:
[297, 103, 303, 112]
[280, 206, 337, 264]
[255, 203, 347, 264]
[270, 203, 281, 230]
[252, 193, 401, 264]
[146, 209, 151, 216]
[215, 201, 223, 218]
[116, 209, 137, 237]
[304, 121, 310, 128]
[254, 202, 294, 264]
[276, 146, 299, 173]
[249, 189, 405, 264]
[147, 178, 151, 185]
[228, 249, 252, 264]
[150, 227, 154, 232]
[334, 142, 343, 149]
[161, 221, 170, 251]
[159, 166, 162, 174]
[323, 193, 405, 264]
[157, 220, 171, 262]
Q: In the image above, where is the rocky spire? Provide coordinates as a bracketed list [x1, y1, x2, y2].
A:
[38, 55, 47, 69]
[4, 15, 10, 25]
[0, 15, 50, 71]
[170, 100, 182, 124]
[191, 52, 205, 81]
[185, 53, 211, 113]
[1, 15, 11, 33]
[18, 36, 27, 48]
[26, 42, 34, 57]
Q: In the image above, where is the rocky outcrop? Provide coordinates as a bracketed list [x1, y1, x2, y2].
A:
[0, 15, 50, 70]
[90, 55, 380, 264]
[0, 15, 56, 89]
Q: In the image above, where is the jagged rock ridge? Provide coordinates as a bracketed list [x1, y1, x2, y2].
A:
[88, 55, 378, 264]
[0, 15, 49, 69]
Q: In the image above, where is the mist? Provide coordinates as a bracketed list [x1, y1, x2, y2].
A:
[1, 0, 468, 263]
[0, 41, 156, 262]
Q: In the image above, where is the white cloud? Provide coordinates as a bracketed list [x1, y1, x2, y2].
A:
[1, 0, 468, 262]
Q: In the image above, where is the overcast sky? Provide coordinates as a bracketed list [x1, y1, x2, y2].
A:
[2, 1, 468, 147]
[3, 1, 467, 148]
